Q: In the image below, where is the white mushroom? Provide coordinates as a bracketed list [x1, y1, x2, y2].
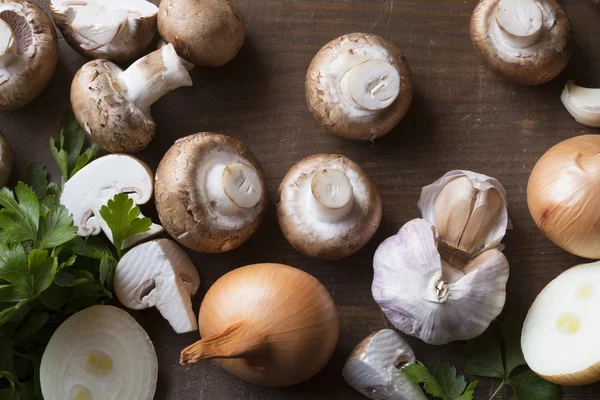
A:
[561, 81, 600, 128]
[342, 330, 427, 400]
[60, 154, 163, 249]
[50, 0, 159, 63]
[115, 239, 201, 334]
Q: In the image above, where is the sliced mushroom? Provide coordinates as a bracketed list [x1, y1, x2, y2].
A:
[157, 0, 245, 67]
[343, 330, 427, 400]
[306, 33, 413, 141]
[561, 81, 600, 128]
[470, 0, 572, 85]
[157, 39, 194, 71]
[0, 133, 11, 187]
[115, 239, 200, 334]
[71, 43, 192, 153]
[0, 1, 58, 110]
[60, 154, 163, 249]
[277, 154, 382, 260]
[51, 0, 158, 63]
[155, 133, 267, 253]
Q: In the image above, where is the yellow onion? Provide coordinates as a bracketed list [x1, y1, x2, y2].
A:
[180, 263, 339, 387]
[528, 135, 600, 258]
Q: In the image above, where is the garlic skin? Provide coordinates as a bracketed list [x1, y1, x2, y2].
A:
[561, 81, 600, 128]
[372, 219, 509, 345]
[418, 170, 509, 261]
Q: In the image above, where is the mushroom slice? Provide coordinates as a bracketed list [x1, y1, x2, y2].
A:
[155, 133, 268, 253]
[470, 0, 572, 85]
[71, 43, 192, 153]
[277, 154, 382, 260]
[343, 330, 427, 400]
[372, 219, 509, 345]
[561, 81, 600, 128]
[50, 0, 158, 63]
[306, 33, 413, 140]
[0, 133, 11, 188]
[60, 154, 163, 249]
[0, 1, 58, 110]
[115, 239, 201, 334]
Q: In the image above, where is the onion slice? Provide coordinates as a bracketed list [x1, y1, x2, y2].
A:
[40, 305, 158, 400]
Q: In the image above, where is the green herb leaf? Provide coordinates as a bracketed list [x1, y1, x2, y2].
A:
[13, 313, 49, 341]
[99, 193, 152, 258]
[59, 110, 86, 174]
[37, 205, 77, 250]
[0, 244, 26, 285]
[455, 381, 478, 400]
[463, 336, 505, 379]
[0, 184, 39, 244]
[23, 163, 47, 200]
[403, 361, 474, 400]
[49, 137, 68, 182]
[507, 371, 561, 400]
[99, 255, 116, 293]
[74, 236, 115, 260]
[46, 182, 61, 201]
[70, 144, 98, 178]
[26, 250, 58, 296]
[39, 284, 67, 311]
[500, 315, 527, 376]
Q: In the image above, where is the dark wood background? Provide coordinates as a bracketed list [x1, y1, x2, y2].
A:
[5, 0, 600, 398]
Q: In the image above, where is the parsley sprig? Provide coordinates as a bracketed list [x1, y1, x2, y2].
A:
[403, 360, 478, 400]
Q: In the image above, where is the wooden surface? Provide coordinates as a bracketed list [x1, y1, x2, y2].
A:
[5, 0, 600, 398]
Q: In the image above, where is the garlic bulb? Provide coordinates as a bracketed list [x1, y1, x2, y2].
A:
[373, 219, 509, 345]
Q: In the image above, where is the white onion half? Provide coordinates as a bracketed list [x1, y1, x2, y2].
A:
[40, 305, 158, 400]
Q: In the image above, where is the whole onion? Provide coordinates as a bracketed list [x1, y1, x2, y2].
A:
[180, 263, 339, 387]
[528, 135, 600, 258]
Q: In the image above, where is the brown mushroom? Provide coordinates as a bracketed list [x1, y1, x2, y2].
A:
[0, 132, 11, 187]
[157, 0, 245, 67]
[470, 0, 572, 85]
[50, 0, 158, 64]
[0, 1, 58, 110]
[277, 154, 382, 260]
[306, 33, 413, 141]
[155, 133, 267, 253]
[70, 43, 192, 153]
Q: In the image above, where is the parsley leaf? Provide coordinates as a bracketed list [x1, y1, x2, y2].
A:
[99, 193, 152, 258]
[37, 205, 77, 250]
[0, 184, 39, 245]
[508, 371, 561, 400]
[403, 361, 477, 400]
[23, 163, 47, 200]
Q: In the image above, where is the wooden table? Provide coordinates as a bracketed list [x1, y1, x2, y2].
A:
[6, 0, 600, 398]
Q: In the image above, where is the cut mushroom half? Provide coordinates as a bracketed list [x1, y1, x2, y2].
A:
[277, 154, 382, 260]
[71, 43, 192, 153]
[342, 330, 427, 400]
[306, 33, 413, 140]
[0, 1, 58, 110]
[155, 133, 268, 253]
[51, 0, 158, 63]
[115, 239, 201, 334]
[470, 0, 572, 85]
[60, 154, 163, 249]
[561, 81, 600, 128]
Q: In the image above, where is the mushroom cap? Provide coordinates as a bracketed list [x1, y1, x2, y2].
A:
[277, 154, 382, 260]
[0, 1, 58, 110]
[470, 0, 572, 85]
[157, 0, 245, 67]
[306, 33, 413, 141]
[155, 133, 268, 253]
[0, 132, 11, 187]
[50, 0, 158, 64]
[71, 59, 155, 153]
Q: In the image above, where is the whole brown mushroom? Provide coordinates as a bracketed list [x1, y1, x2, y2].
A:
[157, 0, 245, 67]
[155, 133, 267, 253]
[0, 0, 58, 110]
[470, 0, 572, 85]
[71, 43, 192, 153]
[306, 33, 413, 141]
[277, 154, 382, 260]
[0, 133, 11, 187]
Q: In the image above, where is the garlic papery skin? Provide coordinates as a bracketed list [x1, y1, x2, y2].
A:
[418, 170, 508, 261]
[561, 81, 600, 128]
[522, 262, 600, 385]
[372, 218, 509, 345]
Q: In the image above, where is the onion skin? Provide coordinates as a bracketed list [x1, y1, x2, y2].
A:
[181, 263, 339, 387]
[528, 135, 600, 259]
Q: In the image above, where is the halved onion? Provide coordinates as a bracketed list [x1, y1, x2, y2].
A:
[40, 305, 158, 399]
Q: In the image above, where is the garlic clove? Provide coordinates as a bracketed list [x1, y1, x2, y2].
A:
[342, 329, 427, 400]
[561, 81, 600, 128]
[372, 218, 509, 345]
[419, 170, 508, 258]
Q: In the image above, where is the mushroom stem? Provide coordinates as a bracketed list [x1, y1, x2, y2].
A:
[495, 0, 544, 48]
[118, 43, 192, 112]
[0, 19, 16, 68]
[206, 162, 262, 214]
[310, 169, 354, 222]
[340, 59, 400, 111]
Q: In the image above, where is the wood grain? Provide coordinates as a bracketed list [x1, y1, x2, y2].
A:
[4, 0, 600, 398]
